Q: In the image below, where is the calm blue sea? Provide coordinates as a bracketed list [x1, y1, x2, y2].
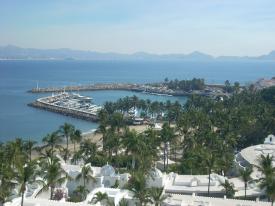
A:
[1, 60, 275, 142]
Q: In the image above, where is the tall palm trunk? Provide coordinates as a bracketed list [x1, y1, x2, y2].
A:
[166, 143, 169, 170]
[65, 135, 69, 162]
[244, 182, 247, 199]
[132, 156, 136, 169]
[208, 168, 211, 196]
[163, 144, 166, 172]
[50, 186, 54, 200]
[29, 149, 32, 162]
[51, 145, 54, 161]
[21, 190, 25, 206]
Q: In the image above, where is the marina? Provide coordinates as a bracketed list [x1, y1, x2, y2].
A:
[28, 92, 102, 122]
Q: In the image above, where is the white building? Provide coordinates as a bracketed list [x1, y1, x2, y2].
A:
[235, 134, 275, 179]
[5, 147, 273, 206]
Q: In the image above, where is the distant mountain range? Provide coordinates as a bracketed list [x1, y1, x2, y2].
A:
[0, 45, 275, 61]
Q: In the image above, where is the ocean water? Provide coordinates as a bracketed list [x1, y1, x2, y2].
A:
[1, 60, 275, 142]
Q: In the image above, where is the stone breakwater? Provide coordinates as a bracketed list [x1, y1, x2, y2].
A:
[28, 83, 226, 97]
[28, 101, 99, 122]
[29, 83, 140, 93]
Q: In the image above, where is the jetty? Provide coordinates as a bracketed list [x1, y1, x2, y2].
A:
[29, 83, 141, 93]
[28, 92, 102, 122]
[28, 83, 228, 97]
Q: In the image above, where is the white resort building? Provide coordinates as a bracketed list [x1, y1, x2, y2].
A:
[235, 134, 275, 179]
[5, 135, 275, 206]
[5, 161, 270, 206]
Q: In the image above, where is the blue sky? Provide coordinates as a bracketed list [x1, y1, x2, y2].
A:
[1, 0, 275, 56]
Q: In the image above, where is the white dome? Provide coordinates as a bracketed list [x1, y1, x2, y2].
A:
[100, 164, 115, 176]
[149, 167, 163, 178]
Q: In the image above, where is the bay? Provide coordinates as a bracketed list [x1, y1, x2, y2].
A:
[1, 60, 275, 142]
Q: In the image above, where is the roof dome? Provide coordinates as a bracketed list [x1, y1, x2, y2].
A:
[149, 167, 163, 178]
[100, 164, 115, 176]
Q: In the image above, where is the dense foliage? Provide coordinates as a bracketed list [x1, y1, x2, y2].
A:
[165, 78, 205, 91]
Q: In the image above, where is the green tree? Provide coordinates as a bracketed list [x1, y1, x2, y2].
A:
[0, 165, 15, 205]
[17, 161, 36, 206]
[160, 123, 175, 172]
[118, 198, 129, 206]
[110, 112, 125, 133]
[70, 129, 82, 154]
[122, 128, 144, 170]
[91, 192, 109, 205]
[42, 131, 62, 161]
[239, 166, 252, 199]
[74, 185, 89, 202]
[6, 138, 27, 168]
[59, 123, 75, 162]
[37, 157, 69, 200]
[78, 139, 98, 163]
[24, 139, 37, 162]
[202, 149, 218, 197]
[148, 187, 169, 206]
[127, 172, 150, 206]
[75, 165, 96, 200]
[257, 154, 275, 205]
[259, 177, 275, 206]
[221, 180, 235, 198]
[256, 154, 275, 178]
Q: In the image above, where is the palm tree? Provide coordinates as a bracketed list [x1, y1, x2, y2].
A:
[17, 161, 36, 206]
[257, 154, 275, 205]
[74, 185, 89, 202]
[122, 128, 144, 170]
[37, 156, 69, 200]
[6, 138, 27, 168]
[24, 139, 37, 162]
[160, 123, 175, 172]
[221, 180, 235, 198]
[259, 177, 275, 206]
[239, 166, 252, 199]
[70, 129, 82, 154]
[59, 123, 75, 162]
[118, 198, 129, 206]
[256, 154, 275, 178]
[78, 139, 98, 163]
[0, 165, 15, 205]
[127, 172, 150, 206]
[110, 112, 125, 133]
[103, 128, 120, 159]
[91, 191, 109, 205]
[75, 165, 96, 200]
[203, 150, 217, 197]
[148, 187, 168, 206]
[42, 131, 62, 160]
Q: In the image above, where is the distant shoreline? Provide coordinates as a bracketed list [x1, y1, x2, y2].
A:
[1, 58, 275, 62]
[1, 45, 275, 61]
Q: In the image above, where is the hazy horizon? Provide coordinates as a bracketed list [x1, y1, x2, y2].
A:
[1, 1, 275, 57]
